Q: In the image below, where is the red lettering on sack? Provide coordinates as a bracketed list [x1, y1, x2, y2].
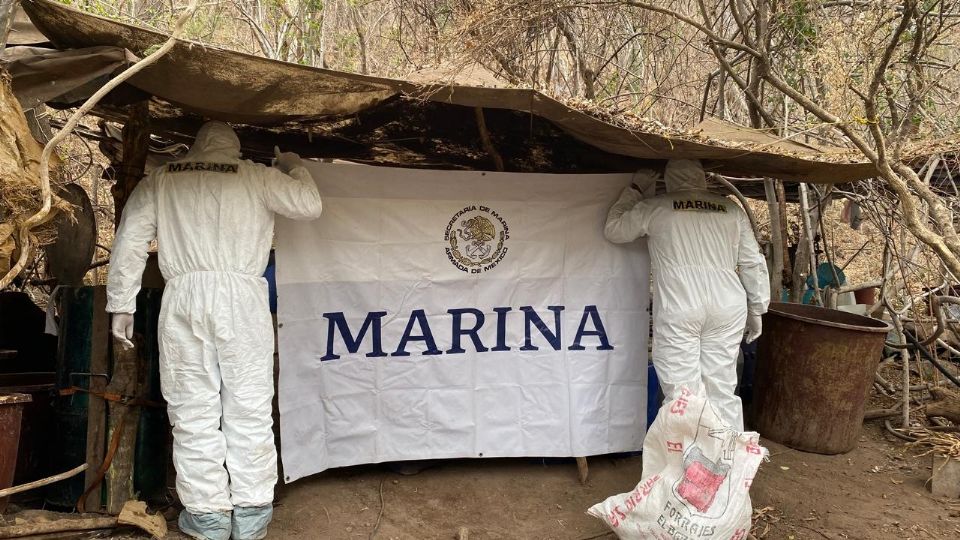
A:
[730, 529, 747, 540]
[607, 505, 626, 528]
[620, 474, 662, 516]
[670, 396, 689, 415]
[746, 442, 762, 455]
[666, 441, 684, 453]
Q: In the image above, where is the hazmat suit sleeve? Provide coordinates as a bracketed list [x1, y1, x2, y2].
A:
[603, 186, 657, 243]
[106, 173, 157, 314]
[261, 165, 323, 220]
[736, 210, 771, 315]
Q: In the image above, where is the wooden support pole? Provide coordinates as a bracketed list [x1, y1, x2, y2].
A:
[111, 101, 151, 228]
[79, 286, 109, 512]
[105, 341, 141, 514]
[576, 456, 589, 485]
[474, 107, 505, 172]
[102, 102, 151, 513]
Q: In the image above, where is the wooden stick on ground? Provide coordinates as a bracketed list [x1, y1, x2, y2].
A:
[118, 500, 167, 539]
[0, 501, 165, 540]
[863, 407, 904, 421]
[0, 464, 88, 499]
[0, 516, 117, 539]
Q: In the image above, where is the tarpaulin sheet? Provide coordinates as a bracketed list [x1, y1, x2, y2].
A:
[6, 5, 47, 45]
[275, 163, 650, 480]
[17, 0, 903, 182]
[1, 45, 135, 109]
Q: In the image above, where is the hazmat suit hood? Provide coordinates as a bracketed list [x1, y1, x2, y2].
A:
[185, 121, 242, 161]
[664, 159, 707, 193]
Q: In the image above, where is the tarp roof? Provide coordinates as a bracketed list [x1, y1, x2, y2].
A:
[15, 0, 957, 182]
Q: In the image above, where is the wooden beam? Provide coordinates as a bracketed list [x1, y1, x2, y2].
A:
[111, 101, 150, 228]
[79, 286, 109, 512]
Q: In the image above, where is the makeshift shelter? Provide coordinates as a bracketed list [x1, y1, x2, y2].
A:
[4, 3, 960, 538]
[10, 0, 953, 190]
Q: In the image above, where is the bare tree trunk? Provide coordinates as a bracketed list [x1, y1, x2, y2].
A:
[352, 5, 368, 74]
[544, 30, 561, 91]
[794, 184, 822, 305]
[800, 184, 824, 305]
[791, 223, 810, 303]
[764, 179, 784, 299]
[716, 70, 727, 119]
[775, 180, 792, 286]
[556, 13, 595, 99]
[318, 1, 327, 68]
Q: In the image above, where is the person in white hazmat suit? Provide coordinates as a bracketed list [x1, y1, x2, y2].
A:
[105, 121, 323, 540]
[604, 159, 770, 431]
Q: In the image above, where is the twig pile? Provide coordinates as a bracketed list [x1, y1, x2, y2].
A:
[750, 505, 780, 539]
[907, 429, 960, 460]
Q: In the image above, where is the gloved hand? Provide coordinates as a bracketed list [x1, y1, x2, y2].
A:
[111, 313, 135, 351]
[745, 313, 762, 344]
[273, 146, 303, 173]
[630, 169, 657, 198]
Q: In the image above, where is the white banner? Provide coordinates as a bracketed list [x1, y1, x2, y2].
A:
[276, 163, 650, 482]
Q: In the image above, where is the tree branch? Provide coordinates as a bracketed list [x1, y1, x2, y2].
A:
[0, 0, 200, 290]
[614, 1, 763, 56]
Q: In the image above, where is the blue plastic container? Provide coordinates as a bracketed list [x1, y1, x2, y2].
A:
[647, 363, 660, 429]
[264, 251, 277, 314]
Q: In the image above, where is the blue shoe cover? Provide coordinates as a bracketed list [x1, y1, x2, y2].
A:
[232, 505, 274, 540]
[178, 510, 232, 540]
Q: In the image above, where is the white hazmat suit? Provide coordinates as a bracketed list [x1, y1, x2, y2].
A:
[604, 159, 769, 431]
[106, 122, 323, 540]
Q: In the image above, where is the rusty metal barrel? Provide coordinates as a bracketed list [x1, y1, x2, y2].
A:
[751, 303, 892, 454]
[0, 393, 32, 512]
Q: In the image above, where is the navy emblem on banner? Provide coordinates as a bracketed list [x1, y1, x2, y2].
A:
[444, 205, 510, 273]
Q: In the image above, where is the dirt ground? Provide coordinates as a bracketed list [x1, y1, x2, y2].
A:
[5, 423, 958, 539]
[261, 423, 960, 540]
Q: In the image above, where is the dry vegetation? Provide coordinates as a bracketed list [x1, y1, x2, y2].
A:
[0, 4, 958, 535]
[2, 2, 959, 363]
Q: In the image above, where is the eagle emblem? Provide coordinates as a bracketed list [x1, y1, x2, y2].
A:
[444, 206, 510, 273]
[458, 216, 497, 259]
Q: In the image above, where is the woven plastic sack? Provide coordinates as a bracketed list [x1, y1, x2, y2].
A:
[588, 388, 767, 539]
